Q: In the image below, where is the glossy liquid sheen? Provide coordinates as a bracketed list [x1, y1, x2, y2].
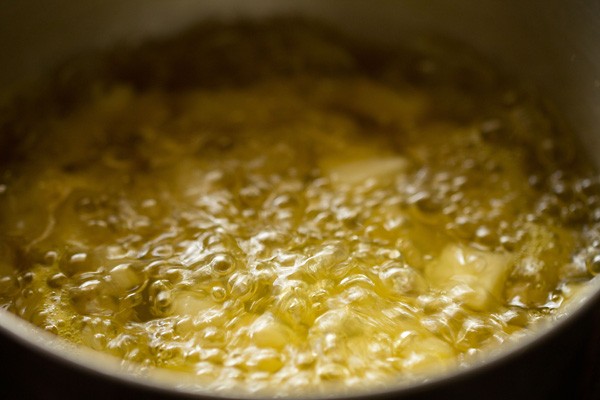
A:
[0, 20, 599, 395]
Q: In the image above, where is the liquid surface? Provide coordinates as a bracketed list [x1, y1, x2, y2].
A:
[1, 20, 599, 395]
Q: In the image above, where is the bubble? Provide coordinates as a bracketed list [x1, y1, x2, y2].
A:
[152, 244, 174, 258]
[108, 263, 144, 293]
[342, 285, 379, 306]
[379, 265, 427, 297]
[41, 250, 59, 265]
[142, 259, 165, 277]
[499, 235, 518, 252]
[454, 317, 494, 350]
[47, 272, 68, 288]
[103, 244, 133, 260]
[154, 291, 173, 314]
[69, 279, 115, 316]
[299, 242, 349, 280]
[210, 253, 236, 276]
[586, 252, 600, 275]
[160, 267, 184, 284]
[60, 250, 97, 277]
[339, 274, 375, 291]
[121, 291, 144, 311]
[75, 279, 102, 294]
[20, 272, 34, 285]
[474, 225, 495, 247]
[149, 280, 173, 316]
[410, 192, 441, 215]
[228, 272, 257, 303]
[313, 308, 367, 339]
[211, 284, 227, 302]
[275, 288, 313, 328]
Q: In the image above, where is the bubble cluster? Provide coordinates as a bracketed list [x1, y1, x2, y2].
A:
[0, 20, 599, 396]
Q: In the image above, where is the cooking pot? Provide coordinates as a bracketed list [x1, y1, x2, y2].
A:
[1, 1, 600, 399]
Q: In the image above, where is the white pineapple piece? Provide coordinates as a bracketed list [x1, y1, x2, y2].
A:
[426, 244, 512, 310]
[325, 157, 409, 186]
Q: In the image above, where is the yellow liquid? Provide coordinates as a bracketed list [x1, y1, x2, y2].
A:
[0, 19, 598, 395]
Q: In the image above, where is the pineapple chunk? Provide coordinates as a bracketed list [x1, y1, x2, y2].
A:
[426, 245, 512, 310]
[325, 157, 408, 186]
[170, 292, 216, 316]
[249, 313, 292, 350]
